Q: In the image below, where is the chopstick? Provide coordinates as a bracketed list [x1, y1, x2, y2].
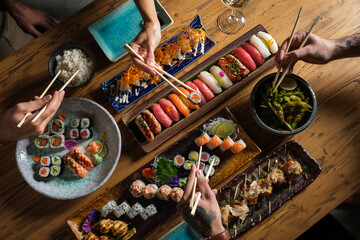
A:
[31, 70, 79, 123]
[17, 70, 62, 128]
[190, 146, 202, 208]
[272, 7, 303, 89]
[190, 156, 216, 216]
[123, 44, 197, 93]
[273, 15, 320, 92]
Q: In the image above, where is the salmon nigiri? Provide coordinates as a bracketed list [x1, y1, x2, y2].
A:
[168, 93, 190, 117]
[173, 87, 200, 110]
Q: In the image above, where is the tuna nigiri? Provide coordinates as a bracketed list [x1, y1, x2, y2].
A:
[230, 139, 247, 154]
[173, 87, 200, 110]
[241, 42, 264, 66]
[159, 98, 181, 122]
[186, 81, 206, 106]
[151, 103, 173, 128]
[232, 47, 257, 71]
[193, 79, 214, 101]
[168, 93, 190, 117]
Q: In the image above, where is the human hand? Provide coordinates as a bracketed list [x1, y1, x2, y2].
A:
[275, 30, 334, 73]
[129, 20, 161, 75]
[0, 91, 65, 143]
[177, 164, 226, 238]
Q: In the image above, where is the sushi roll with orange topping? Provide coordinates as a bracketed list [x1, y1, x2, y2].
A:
[170, 187, 184, 202]
[206, 135, 222, 150]
[195, 132, 211, 147]
[157, 185, 172, 201]
[230, 139, 247, 154]
[39, 167, 50, 177]
[143, 184, 158, 199]
[173, 154, 185, 167]
[129, 180, 145, 198]
[219, 137, 234, 151]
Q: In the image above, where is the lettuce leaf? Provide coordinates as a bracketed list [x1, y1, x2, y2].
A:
[155, 157, 178, 185]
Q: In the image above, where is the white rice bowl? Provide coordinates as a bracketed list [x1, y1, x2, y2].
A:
[55, 48, 94, 87]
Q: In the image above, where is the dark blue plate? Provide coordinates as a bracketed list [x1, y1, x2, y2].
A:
[100, 15, 216, 113]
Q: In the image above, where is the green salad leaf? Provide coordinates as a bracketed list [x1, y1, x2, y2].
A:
[155, 157, 178, 185]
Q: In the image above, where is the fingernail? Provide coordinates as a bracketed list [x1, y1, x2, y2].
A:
[60, 90, 65, 97]
[44, 94, 52, 101]
[148, 60, 155, 67]
[197, 170, 203, 176]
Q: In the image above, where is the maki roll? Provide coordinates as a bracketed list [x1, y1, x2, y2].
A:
[219, 137, 234, 151]
[188, 151, 199, 161]
[183, 160, 195, 170]
[145, 204, 158, 218]
[206, 135, 222, 150]
[112, 220, 128, 238]
[173, 154, 185, 167]
[170, 187, 184, 202]
[80, 128, 91, 139]
[126, 203, 143, 219]
[51, 155, 61, 165]
[129, 180, 145, 198]
[189, 91, 202, 105]
[199, 162, 206, 172]
[70, 119, 80, 128]
[43, 123, 50, 134]
[230, 139, 247, 154]
[99, 219, 114, 235]
[50, 135, 64, 148]
[99, 200, 117, 218]
[34, 135, 49, 149]
[143, 184, 158, 199]
[69, 128, 79, 140]
[81, 118, 91, 128]
[84, 232, 98, 240]
[50, 165, 61, 176]
[40, 156, 51, 167]
[209, 155, 221, 166]
[39, 167, 50, 177]
[50, 119, 64, 134]
[113, 201, 131, 218]
[157, 185, 172, 201]
[204, 164, 215, 177]
[200, 152, 210, 162]
[194, 132, 211, 147]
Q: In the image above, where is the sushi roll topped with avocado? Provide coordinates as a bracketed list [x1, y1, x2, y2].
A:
[50, 119, 64, 134]
[81, 118, 91, 128]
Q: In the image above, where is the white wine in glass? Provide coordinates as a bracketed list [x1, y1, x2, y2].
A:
[217, 0, 248, 34]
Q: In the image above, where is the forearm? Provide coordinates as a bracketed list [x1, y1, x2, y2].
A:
[134, 0, 159, 24]
[1, 0, 25, 18]
[330, 33, 360, 61]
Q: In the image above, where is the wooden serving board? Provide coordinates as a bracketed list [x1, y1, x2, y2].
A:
[66, 107, 261, 239]
[122, 24, 275, 153]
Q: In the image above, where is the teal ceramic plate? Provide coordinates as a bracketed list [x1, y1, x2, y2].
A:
[161, 222, 199, 240]
[15, 98, 121, 200]
[89, 0, 173, 62]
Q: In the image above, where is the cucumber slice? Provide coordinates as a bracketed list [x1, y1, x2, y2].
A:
[98, 144, 108, 158]
[178, 95, 190, 108]
[211, 72, 222, 87]
[216, 122, 236, 139]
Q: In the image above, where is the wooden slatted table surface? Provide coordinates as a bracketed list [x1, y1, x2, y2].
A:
[0, 0, 360, 239]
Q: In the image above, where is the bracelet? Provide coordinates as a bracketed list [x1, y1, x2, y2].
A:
[210, 229, 231, 240]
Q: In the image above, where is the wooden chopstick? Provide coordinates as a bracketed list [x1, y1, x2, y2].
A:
[17, 70, 62, 128]
[190, 146, 202, 208]
[123, 44, 196, 93]
[273, 15, 320, 92]
[31, 70, 79, 123]
[190, 157, 216, 216]
[272, 7, 303, 89]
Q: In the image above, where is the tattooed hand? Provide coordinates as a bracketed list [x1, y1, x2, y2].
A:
[177, 164, 225, 238]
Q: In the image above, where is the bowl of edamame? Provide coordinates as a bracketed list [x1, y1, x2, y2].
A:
[250, 73, 317, 136]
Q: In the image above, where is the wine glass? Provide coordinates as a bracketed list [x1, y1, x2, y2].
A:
[217, 0, 248, 34]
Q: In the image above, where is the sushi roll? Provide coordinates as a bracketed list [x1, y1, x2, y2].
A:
[50, 165, 61, 176]
[194, 132, 211, 147]
[145, 204, 158, 218]
[84, 232, 98, 240]
[99, 200, 117, 218]
[186, 81, 206, 106]
[131, 202, 144, 215]
[198, 71, 222, 94]
[200, 152, 210, 162]
[173, 154, 185, 167]
[50, 119, 64, 134]
[193, 79, 215, 101]
[168, 94, 190, 117]
[170, 187, 184, 202]
[70, 119, 80, 128]
[40, 156, 51, 167]
[81, 118, 91, 128]
[231, 47, 257, 71]
[126, 208, 137, 219]
[34, 135, 49, 149]
[173, 87, 200, 110]
[112, 220, 128, 238]
[143, 184, 158, 199]
[257, 31, 278, 54]
[183, 160, 195, 170]
[157, 185, 172, 201]
[204, 164, 215, 177]
[230, 139, 247, 154]
[241, 42, 264, 66]
[42, 123, 50, 135]
[209, 65, 233, 89]
[39, 167, 50, 177]
[199, 162, 206, 172]
[50, 135, 64, 148]
[189, 91, 202, 106]
[69, 128, 79, 140]
[206, 135, 222, 150]
[80, 128, 91, 139]
[139, 210, 149, 221]
[99, 219, 114, 235]
[219, 137, 235, 151]
[129, 180, 145, 198]
[209, 155, 221, 166]
[188, 151, 199, 161]
[51, 155, 62, 165]
[250, 35, 271, 58]
[159, 98, 181, 122]
[113, 201, 131, 218]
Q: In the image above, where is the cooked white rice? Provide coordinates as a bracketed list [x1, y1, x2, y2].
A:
[55, 48, 94, 87]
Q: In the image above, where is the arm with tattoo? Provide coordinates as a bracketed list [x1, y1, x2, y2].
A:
[331, 34, 360, 60]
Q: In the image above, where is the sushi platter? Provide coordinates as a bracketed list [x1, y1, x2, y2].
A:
[66, 107, 261, 239]
[15, 98, 121, 200]
[217, 141, 321, 238]
[122, 24, 277, 153]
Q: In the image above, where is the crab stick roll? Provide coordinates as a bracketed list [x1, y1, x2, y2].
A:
[193, 79, 215, 102]
[206, 135, 222, 150]
[218, 54, 250, 82]
[186, 81, 206, 106]
[219, 137, 235, 152]
[173, 87, 200, 110]
[168, 94, 190, 117]
[135, 114, 155, 142]
[210, 65, 233, 89]
[231, 47, 257, 71]
[159, 98, 181, 122]
[63, 156, 88, 178]
[151, 103, 173, 128]
[250, 35, 271, 58]
[230, 139, 247, 154]
[198, 71, 222, 94]
[257, 31, 278, 54]
[195, 132, 211, 147]
[241, 42, 264, 66]
[142, 110, 162, 134]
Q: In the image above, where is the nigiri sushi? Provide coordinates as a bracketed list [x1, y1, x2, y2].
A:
[241, 42, 264, 66]
[159, 98, 181, 122]
[186, 81, 207, 106]
[230, 139, 247, 154]
[219, 137, 235, 151]
[257, 31, 278, 54]
[218, 54, 250, 82]
[209, 65, 233, 89]
[63, 156, 88, 178]
[193, 79, 215, 101]
[250, 35, 271, 58]
[195, 132, 211, 147]
[198, 71, 222, 94]
[173, 87, 199, 110]
[168, 93, 190, 117]
[151, 103, 173, 128]
[68, 147, 94, 171]
[206, 135, 222, 150]
[231, 47, 257, 71]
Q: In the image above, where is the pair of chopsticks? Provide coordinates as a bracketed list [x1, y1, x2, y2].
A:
[190, 146, 203, 208]
[272, 8, 320, 92]
[17, 70, 79, 127]
[123, 44, 196, 100]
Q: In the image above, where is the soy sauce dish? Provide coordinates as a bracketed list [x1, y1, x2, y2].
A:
[250, 73, 317, 136]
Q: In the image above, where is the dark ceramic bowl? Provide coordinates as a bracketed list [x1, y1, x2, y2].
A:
[49, 43, 96, 87]
[250, 73, 317, 136]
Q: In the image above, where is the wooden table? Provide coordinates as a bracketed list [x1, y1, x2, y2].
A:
[1, 0, 360, 239]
